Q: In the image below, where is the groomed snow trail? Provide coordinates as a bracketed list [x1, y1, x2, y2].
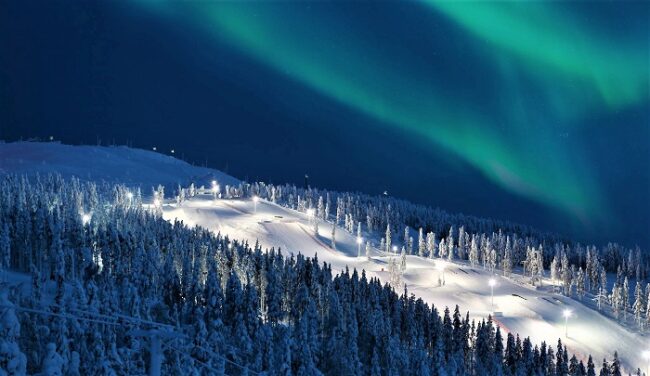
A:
[164, 195, 647, 373]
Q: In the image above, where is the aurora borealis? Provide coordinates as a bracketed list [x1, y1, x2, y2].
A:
[136, 2, 647, 228]
[1, 0, 648, 245]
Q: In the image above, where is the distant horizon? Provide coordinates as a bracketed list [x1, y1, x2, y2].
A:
[1, 138, 644, 251]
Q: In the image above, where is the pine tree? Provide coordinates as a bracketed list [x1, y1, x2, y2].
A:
[0, 290, 27, 375]
[385, 224, 391, 254]
[0, 223, 10, 279]
[41, 343, 64, 376]
[611, 284, 622, 319]
[587, 355, 596, 376]
[427, 232, 437, 260]
[562, 253, 572, 295]
[418, 228, 425, 258]
[469, 235, 479, 267]
[331, 225, 336, 250]
[645, 285, 650, 329]
[502, 241, 513, 277]
[439, 238, 447, 260]
[621, 277, 630, 320]
[551, 256, 560, 289]
[489, 246, 497, 273]
[610, 352, 621, 376]
[576, 267, 586, 300]
[633, 281, 644, 329]
[365, 241, 371, 261]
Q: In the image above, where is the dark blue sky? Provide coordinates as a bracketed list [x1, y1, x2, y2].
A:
[1, 1, 648, 247]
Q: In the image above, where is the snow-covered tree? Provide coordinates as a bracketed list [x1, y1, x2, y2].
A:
[438, 238, 447, 260]
[317, 196, 324, 220]
[41, 343, 64, 376]
[502, 238, 512, 277]
[469, 235, 479, 267]
[365, 241, 371, 261]
[576, 267, 586, 300]
[550, 256, 560, 288]
[489, 246, 496, 273]
[0, 290, 26, 375]
[331, 225, 336, 250]
[622, 277, 630, 320]
[418, 228, 425, 258]
[385, 224, 392, 254]
[427, 232, 436, 260]
[0, 224, 10, 280]
[633, 281, 644, 329]
[562, 253, 572, 295]
[611, 284, 622, 319]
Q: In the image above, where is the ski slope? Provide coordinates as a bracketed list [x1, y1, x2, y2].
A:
[1, 142, 644, 372]
[164, 194, 647, 373]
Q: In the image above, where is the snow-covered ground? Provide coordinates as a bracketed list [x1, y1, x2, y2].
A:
[1, 142, 644, 372]
[164, 194, 647, 372]
[0, 141, 238, 188]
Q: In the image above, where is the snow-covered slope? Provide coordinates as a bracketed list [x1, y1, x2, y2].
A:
[1, 142, 643, 372]
[164, 195, 646, 373]
[0, 141, 238, 188]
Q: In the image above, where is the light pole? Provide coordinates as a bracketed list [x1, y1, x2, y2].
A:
[488, 278, 496, 312]
[563, 309, 572, 338]
[253, 196, 259, 213]
[357, 237, 363, 257]
[211, 180, 219, 200]
[392, 245, 398, 256]
[126, 191, 133, 206]
[437, 263, 446, 285]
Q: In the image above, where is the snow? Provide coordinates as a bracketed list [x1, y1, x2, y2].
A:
[164, 195, 648, 372]
[1, 142, 644, 372]
[0, 141, 238, 189]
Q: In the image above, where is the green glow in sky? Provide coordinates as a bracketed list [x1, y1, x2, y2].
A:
[136, 2, 613, 224]
[426, 1, 649, 110]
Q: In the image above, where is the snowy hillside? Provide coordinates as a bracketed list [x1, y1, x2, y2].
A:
[164, 194, 646, 372]
[0, 141, 238, 188]
[0, 142, 643, 374]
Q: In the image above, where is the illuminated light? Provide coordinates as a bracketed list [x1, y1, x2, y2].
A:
[81, 213, 91, 225]
[488, 277, 497, 312]
[562, 309, 572, 337]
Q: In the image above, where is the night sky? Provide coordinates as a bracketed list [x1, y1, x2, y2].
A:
[1, 1, 648, 247]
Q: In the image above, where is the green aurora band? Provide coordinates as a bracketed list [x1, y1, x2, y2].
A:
[425, 2, 649, 111]
[134, 2, 637, 226]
